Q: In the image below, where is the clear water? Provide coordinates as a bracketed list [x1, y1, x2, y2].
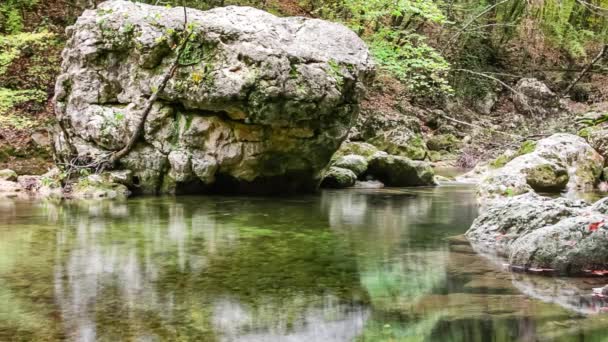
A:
[1, 185, 608, 341]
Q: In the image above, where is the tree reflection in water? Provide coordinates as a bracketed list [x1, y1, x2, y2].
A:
[0, 187, 608, 341]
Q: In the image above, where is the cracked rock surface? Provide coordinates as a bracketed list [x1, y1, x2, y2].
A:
[53, 0, 374, 194]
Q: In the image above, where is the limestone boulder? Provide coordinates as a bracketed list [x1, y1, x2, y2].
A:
[367, 153, 435, 186]
[320, 167, 357, 189]
[53, 0, 374, 195]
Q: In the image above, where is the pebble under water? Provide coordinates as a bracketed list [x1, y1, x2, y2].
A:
[1, 185, 608, 341]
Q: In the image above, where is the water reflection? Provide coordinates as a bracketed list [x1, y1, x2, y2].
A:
[0, 186, 608, 341]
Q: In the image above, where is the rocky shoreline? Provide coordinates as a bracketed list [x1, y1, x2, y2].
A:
[463, 133, 608, 276]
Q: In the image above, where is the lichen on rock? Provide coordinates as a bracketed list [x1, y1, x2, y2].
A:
[53, 0, 374, 195]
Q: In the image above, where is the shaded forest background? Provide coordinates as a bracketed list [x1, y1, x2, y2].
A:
[1, 0, 608, 173]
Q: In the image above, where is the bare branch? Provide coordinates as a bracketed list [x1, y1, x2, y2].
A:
[444, 0, 512, 49]
[561, 44, 607, 97]
[452, 68, 522, 95]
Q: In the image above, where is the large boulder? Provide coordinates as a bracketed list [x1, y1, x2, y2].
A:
[466, 192, 608, 275]
[477, 134, 604, 199]
[353, 110, 427, 160]
[513, 78, 561, 116]
[367, 152, 435, 186]
[53, 0, 374, 195]
[465, 193, 586, 257]
[586, 126, 608, 159]
[509, 214, 608, 274]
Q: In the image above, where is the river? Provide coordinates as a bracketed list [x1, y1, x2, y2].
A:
[1, 185, 608, 341]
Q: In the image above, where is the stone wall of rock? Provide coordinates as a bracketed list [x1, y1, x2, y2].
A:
[53, 0, 374, 194]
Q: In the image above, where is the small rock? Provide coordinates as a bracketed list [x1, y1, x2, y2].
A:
[106, 170, 133, 186]
[434, 175, 453, 184]
[0, 169, 18, 182]
[477, 133, 604, 200]
[0, 180, 23, 196]
[352, 180, 384, 189]
[320, 167, 357, 189]
[31, 131, 50, 147]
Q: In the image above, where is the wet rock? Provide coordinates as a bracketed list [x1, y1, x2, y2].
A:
[70, 174, 131, 199]
[466, 192, 608, 275]
[332, 154, 368, 176]
[590, 197, 608, 214]
[0, 180, 23, 197]
[0, 169, 17, 182]
[352, 180, 384, 189]
[16, 174, 63, 198]
[106, 169, 133, 186]
[513, 78, 560, 116]
[466, 193, 586, 257]
[53, 0, 374, 195]
[320, 166, 357, 189]
[509, 213, 608, 274]
[367, 153, 435, 186]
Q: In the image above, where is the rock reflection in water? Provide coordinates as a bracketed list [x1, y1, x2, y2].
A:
[2, 187, 608, 341]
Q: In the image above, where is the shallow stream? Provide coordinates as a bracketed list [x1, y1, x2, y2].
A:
[1, 185, 608, 341]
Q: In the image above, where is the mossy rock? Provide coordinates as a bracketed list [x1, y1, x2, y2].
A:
[517, 140, 537, 155]
[332, 154, 368, 176]
[426, 134, 459, 152]
[370, 132, 428, 161]
[333, 142, 379, 161]
[320, 166, 357, 189]
[367, 153, 436, 186]
[490, 140, 537, 169]
[427, 151, 442, 162]
[524, 164, 569, 192]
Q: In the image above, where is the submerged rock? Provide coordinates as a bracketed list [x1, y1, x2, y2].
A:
[367, 153, 435, 186]
[466, 192, 608, 275]
[320, 167, 357, 189]
[53, 0, 374, 195]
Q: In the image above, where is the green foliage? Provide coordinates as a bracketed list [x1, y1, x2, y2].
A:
[517, 140, 537, 155]
[0, 88, 46, 129]
[370, 34, 452, 95]
[535, 0, 608, 58]
[299, 0, 452, 97]
[0, 32, 55, 76]
[0, 0, 38, 34]
[489, 139, 537, 169]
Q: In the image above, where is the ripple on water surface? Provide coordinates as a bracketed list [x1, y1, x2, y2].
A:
[1, 185, 608, 341]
